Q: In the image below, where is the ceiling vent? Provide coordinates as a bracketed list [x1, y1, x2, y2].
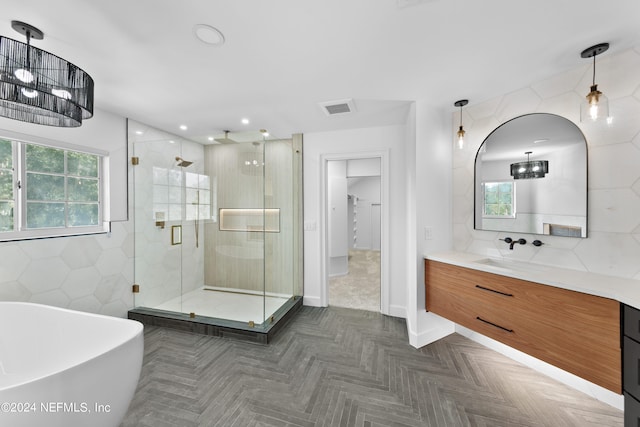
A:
[318, 99, 356, 116]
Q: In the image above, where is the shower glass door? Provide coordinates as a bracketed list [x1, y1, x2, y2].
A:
[131, 130, 185, 311]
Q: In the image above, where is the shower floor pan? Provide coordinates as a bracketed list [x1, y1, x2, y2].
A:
[128, 289, 302, 344]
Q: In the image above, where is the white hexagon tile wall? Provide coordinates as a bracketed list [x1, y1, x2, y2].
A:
[453, 44, 640, 280]
[0, 220, 134, 317]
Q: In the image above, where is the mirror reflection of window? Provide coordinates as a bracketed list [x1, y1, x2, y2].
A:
[482, 182, 515, 218]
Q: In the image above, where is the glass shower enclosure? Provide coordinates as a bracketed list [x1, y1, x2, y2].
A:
[128, 120, 302, 339]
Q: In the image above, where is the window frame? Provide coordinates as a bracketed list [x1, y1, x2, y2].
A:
[0, 134, 108, 242]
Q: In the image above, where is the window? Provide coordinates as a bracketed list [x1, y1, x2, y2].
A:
[151, 167, 212, 222]
[0, 137, 105, 241]
[483, 181, 515, 217]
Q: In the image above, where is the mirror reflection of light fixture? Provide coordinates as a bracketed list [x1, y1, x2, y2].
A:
[0, 20, 94, 127]
[510, 151, 549, 180]
[580, 42, 609, 123]
[454, 99, 468, 150]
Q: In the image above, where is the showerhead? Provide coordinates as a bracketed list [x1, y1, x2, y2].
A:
[175, 156, 193, 167]
[214, 130, 239, 144]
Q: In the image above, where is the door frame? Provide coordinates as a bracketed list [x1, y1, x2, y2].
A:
[320, 150, 389, 314]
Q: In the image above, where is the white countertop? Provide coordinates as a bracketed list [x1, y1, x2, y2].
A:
[425, 251, 640, 309]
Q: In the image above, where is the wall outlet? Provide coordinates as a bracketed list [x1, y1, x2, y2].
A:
[424, 226, 433, 240]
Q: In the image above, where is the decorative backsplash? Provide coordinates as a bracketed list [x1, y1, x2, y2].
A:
[453, 45, 640, 280]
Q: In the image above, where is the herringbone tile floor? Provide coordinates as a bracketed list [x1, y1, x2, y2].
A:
[121, 306, 623, 427]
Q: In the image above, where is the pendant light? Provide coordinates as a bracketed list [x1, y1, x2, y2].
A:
[454, 99, 468, 149]
[510, 151, 549, 180]
[580, 42, 609, 123]
[0, 21, 94, 127]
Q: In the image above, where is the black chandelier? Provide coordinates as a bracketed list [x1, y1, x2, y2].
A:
[0, 21, 94, 127]
[510, 151, 549, 180]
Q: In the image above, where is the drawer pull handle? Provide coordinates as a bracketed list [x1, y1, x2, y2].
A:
[475, 285, 513, 297]
[476, 316, 514, 333]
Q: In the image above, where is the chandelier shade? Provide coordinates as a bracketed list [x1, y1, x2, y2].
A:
[510, 151, 548, 180]
[0, 21, 94, 127]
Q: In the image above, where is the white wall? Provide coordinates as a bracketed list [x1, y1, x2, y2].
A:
[409, 101, 456, 347]
[327, 160, 349, 276]
[303, 125, 407, 316]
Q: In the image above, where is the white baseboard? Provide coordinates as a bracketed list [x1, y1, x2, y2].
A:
[388, 304, 407, 319]
[408, 312, 455, 348]
[302, 296, 323, 307]
[455, 325, 623, 410]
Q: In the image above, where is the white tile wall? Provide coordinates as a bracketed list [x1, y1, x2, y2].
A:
[0, 220, 134, 317]
[453, 45, 640, 281]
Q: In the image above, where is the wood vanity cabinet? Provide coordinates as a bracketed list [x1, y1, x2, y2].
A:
[425, 259, 621, 393]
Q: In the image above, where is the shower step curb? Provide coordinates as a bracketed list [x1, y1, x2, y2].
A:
[128, 296, 303, 344]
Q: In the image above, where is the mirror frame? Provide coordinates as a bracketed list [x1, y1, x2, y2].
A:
[473, 113, 588, 238]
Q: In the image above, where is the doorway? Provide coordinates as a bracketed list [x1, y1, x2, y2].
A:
[325, 157, 383, 312]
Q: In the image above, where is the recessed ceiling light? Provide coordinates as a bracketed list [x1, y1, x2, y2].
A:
[241, 118, 250, 125]
[169, 140, 175, 144]
[193, 24, 225, 46]
[208, 136, 214, 141]
[135, 130, 144, 135]
[179, 125, 187, 130]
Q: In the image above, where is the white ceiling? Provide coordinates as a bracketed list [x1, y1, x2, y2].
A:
[3, 0, 640, 143]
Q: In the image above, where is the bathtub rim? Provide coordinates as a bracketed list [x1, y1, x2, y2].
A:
[0, 301, 144, 392]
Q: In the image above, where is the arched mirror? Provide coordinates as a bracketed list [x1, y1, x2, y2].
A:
[474, 113, 587, 237]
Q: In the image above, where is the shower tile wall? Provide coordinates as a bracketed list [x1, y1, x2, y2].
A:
[204, 139, 295, 296]
[453, 45, 640, 280]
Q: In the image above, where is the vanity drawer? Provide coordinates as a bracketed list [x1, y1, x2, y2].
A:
[624, 336, 640, 397]
[625, 393, 640, 427]
[427, 275, 517, 332]
[624, 304, 640, 343]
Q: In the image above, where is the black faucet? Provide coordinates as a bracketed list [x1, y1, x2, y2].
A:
[509, 238, 526, 250]
[501, 237, 527, 250]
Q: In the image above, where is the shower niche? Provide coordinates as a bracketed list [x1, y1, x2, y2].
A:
[127, 120, 303, 343]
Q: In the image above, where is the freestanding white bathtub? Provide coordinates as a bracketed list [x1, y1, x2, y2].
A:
[0, 302, 144, 427]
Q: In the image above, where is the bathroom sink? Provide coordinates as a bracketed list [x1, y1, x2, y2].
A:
[474, 258, 549, 273]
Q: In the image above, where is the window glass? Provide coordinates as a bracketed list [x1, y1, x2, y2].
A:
[26, 145, 64, 174]
[68, 203, 99, 226]
[67, 151, 98, 177]
[26, 173, 65, 201]
[67, 177, 99, 202]
[26, 202, 65, 228]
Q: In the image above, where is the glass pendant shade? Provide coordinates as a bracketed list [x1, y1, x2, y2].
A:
[0, 22, 94, 127]
[457, 126, 465, 150]
[454, 99, 468, 150]
[580, 84, 609, 122]
[579, 42, 610, 124]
